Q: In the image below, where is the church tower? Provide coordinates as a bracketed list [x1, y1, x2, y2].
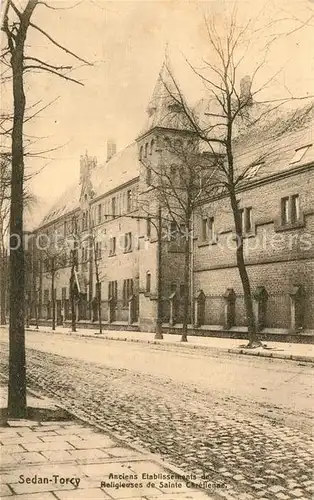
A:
[136, 63, 194, 332]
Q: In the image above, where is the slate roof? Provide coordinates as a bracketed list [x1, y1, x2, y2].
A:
[139, 63, 194, 137]
[37, 142, 140, 228]
[233, 100, 314, 180]
[33, 74, 314, 231]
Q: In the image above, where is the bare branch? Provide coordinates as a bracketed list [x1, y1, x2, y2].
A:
[23, 64, 84, 85]
[29, 21, 92, 65]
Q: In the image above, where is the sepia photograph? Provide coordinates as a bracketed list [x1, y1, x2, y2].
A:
[0, 0, 313, 499]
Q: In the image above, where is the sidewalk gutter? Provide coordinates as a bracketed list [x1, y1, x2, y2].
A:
[18, 326, 314, 364]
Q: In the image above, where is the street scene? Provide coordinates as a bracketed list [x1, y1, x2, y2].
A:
[0, 327, 314, 500]
[1, 0, 314, 499]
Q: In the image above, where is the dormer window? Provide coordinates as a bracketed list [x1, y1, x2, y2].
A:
[245, 162, 263, 179]
[150, 139, 155, 155]
[139, 146, 143, 160]
[144, 143, 148, 158]
[290, 145, 312, 164]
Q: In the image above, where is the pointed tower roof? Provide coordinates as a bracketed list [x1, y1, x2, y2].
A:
[138, 62, 193, 138]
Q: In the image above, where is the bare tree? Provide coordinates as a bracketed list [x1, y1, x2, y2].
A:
[157, 10, 312, 347]
[1, 0, 90, 417]
[89, 222, 103, 334]
[41, 238, 67, 331]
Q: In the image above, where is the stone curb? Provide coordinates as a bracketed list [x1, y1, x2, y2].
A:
[17, 326, 314, 364]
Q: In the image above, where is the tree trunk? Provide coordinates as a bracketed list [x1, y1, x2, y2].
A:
[51, 264, 55, 331]
[229, 189, 259, 347]
[70, 264, 76, 332]
[0, 247, 7, 325]
[8, 50, 27, 418]
[155, 206, 163, 339]
[34, 292, 39, 329]
[181, 220, 190, 342]
[97, 283, 102, 334]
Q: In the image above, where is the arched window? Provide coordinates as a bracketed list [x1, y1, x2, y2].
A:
[150, 139, 155, 155]
[139, 146, 143, 160]
[144, 143, 148, 158]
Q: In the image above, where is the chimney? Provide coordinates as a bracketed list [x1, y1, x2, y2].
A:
[107, 140, 116, 161]
[240, 75, 253, 106]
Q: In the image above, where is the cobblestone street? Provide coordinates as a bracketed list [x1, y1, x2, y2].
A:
[0, 332, 313, 500]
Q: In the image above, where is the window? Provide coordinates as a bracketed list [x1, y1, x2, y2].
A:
[144, 143, 148, 158]
[64, 220, 67, 236]
[71, 216, 77, 233]
[123, 278, 133, 307]
[150, 139, 155, 155]
[202, 217, 215, 241]
[281, 194, 300, 225]
[239, 207, 252, 234]
[180, 284, 185, 298]
[95, 241, 102, 259]
[146, 272, 151, 293]
[291, 194, 300, 222]
[109, 237, 116, 256]
[124, 232, 132, 252]
[202, 218, 208, 241]
[146, 165, 152, 186]
[82, 211, 88, 230]
[245, 163, 263, 179]
[108, 280, 117, 301]
[111, 197, 116, 218]
[98, 204, 102, 224]
[139, 146, 143, 160]
[290, 145, 311, 164]
[146, 217, 151, 238]
[281, 197, 289, 225]
[127, 190, 132, 212]
[43, 289, 49, 304]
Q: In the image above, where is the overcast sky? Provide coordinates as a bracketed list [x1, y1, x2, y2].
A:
[2, 0, 314, 210]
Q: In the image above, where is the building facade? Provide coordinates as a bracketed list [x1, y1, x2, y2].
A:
[26, 69, 314, 341]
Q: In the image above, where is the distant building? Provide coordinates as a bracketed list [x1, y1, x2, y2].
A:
[26, 66, 314, 341]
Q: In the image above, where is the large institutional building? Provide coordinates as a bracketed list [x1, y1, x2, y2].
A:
[26, 67, 314, 341]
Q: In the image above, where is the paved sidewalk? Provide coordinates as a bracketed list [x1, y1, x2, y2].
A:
[19, 325, 314, 363]
[0, 386, 214, 500]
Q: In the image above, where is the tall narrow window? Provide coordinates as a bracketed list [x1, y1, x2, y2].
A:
[208, 217, 215, 240]
[202, 218, 208, 241]
[146, 217, 151, 238]
[291, 194, 300, 223]
[124, 232, 132, 252]
[146, 272, 151, 293]
[127, 190, 132, 212]
[111, 197, 116, 218]
[109, 237, 116, 256]
[108, 280, 117, 300]
[123, 279, 133, 307]
[98, 204, 102, 224]
[281, 197, 290, 225]
[239, 208, 252, 234]
[146, 165, 152, 186]
[150, 139, 155, 155]
[144, 143, 148, 158]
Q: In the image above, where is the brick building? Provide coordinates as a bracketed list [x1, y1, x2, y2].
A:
[27, 67, 314, 341]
